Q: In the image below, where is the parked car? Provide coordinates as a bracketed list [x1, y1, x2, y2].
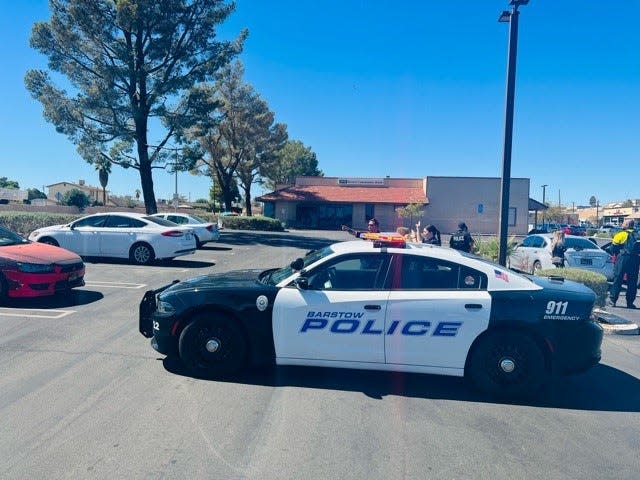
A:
[508, 233, 614, 280]
[28, 212, 196, 265]
[527, 223, 563, 234]
[597, 224, 622, 234]
[0, 225, 85, 299]
[562, 225, 586, 236]
[140, 236, 603, 398]
[152, 213, 220, 248]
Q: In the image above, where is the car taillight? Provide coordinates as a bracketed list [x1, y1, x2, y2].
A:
[162, 230, 184, 237]
[205, 224, 214, 231]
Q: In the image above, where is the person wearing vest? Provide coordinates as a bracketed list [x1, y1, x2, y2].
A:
[449, 222, 474, 253]
[608, 219, 640, 309]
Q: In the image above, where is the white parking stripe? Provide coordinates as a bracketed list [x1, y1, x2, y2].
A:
[0, 308, 75, 319]
[84, 281, 147, 289]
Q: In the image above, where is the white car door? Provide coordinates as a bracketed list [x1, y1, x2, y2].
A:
[99, 215, 143, 257]
[273, 253, 390, 365]
[385, 254, 491, 371]
[62, 215, 107, 256]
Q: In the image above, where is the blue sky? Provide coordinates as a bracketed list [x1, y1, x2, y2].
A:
[1, 1, 638, 207]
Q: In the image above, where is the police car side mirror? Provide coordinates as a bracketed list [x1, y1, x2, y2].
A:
[294, 276, 309, 290]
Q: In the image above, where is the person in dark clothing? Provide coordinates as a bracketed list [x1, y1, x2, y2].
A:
[449, 222, 474, 253]
[550, 230, 567, 267]
[608, 219, 640, 309]
[342, 218, 380, 237]
[417, 223, 441, 245]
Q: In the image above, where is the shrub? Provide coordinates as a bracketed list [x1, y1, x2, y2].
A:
[474, 236, 517, 263]
[217, 215, 284, 231]
[0, 212, 80, 237]
[536, 267, 608, 307]
[62, 188, 90, 211]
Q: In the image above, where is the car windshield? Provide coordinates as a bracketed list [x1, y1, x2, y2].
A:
[0, 227, 29, 246]
[144, 216, 177, 227]
[263, 245, 335, 285]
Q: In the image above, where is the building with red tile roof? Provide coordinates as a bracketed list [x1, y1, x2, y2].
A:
[257, 176, 531, 235]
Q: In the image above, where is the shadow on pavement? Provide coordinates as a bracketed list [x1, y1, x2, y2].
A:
[1, 289, 104, 308]
[218, 230, 346, 251]
[82, 256, 215, 269]
[162, 359, 640, 412]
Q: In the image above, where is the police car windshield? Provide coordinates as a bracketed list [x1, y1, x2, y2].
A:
[266, 245, 335, 285]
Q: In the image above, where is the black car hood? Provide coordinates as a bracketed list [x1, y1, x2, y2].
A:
[165, 269, 266, 293]
[528, 274, 595, 298]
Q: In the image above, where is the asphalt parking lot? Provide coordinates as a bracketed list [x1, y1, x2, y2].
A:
[1, 229, 639, 480]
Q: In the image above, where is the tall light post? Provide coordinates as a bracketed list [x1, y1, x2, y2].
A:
[497, 0, 529, 266]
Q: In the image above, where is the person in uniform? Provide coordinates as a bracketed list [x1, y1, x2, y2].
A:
[608, 219, 640, 309]
[449, 221, 474, 253]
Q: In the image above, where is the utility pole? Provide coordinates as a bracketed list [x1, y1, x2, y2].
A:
[541, 184, 548, 226]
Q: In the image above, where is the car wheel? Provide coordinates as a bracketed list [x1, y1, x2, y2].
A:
[532, 260, 542, 275]
[466, 331, 547, 398]
[178, 313, 247, 377]
[39, 237, 59, 247]
[129, 243, 155, 265]
[194, 235, 202, 249]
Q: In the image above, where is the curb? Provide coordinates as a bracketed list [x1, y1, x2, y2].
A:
[593, 309, 640, 336]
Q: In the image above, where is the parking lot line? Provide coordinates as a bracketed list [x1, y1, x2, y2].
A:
[83, 281, 147, 289]
[0, 308, 75, 319]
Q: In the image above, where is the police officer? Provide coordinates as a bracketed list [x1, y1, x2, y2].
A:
[449, 221, 475, 253]
[608, 219, 640, 309]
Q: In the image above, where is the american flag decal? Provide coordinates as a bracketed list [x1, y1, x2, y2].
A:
[494, 269, 509, 282]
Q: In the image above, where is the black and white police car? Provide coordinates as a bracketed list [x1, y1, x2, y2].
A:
[139, 236, 603, 397]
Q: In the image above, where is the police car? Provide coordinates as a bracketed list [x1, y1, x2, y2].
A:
[139, 236, 603, 398]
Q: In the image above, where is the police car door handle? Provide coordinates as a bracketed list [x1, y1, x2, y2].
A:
[364, 305, 381, 310]
[465, 304, 483, 310]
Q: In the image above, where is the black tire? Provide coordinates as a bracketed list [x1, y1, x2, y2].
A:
[194, 235, 202, 249]
[129, 243, 155, 265]
[532, 260, 542, 274]
[466, 331, 547, 398]
[40, 237, 59, 247]
[178, 313, 247, 377]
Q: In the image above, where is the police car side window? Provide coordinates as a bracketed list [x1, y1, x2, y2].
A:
[305, 254, 387, 291]
[392, 255, 459, 290]
[458, 266, 487, 289]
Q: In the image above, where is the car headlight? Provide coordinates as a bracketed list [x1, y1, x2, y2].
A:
[156, 300, 176, 314]
[17, 262, 55, 273]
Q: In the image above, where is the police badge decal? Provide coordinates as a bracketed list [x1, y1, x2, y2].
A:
[256, 295, 269, 311]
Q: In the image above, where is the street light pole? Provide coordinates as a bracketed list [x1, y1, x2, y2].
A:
[497, 0, 528, 266]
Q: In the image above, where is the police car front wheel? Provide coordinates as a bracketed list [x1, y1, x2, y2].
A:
[178, 313, 248, 377]
[466, 331, 547, 398]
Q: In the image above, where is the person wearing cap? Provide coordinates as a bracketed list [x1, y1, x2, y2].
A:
[608, 219, 640, 309]
[449, 221, 474, 253]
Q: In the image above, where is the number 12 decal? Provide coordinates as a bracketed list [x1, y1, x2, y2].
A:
[546, 301, 568, 315]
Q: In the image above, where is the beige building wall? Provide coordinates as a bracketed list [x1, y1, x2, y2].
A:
[422, 176, 529, 235]
[48, 181, 106, 204]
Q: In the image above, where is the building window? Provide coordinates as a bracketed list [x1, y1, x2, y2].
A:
[509, 207, 517, 226]
[365, 204, 375, 222]
[263, 202, 275, 218]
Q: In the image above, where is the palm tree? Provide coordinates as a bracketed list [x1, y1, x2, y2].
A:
[94, 158, 111, 205]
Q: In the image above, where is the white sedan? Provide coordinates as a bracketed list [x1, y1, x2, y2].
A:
[152, 212, 220, 248]
[28, 212, 196, 265]
[508, 233, 614, 280]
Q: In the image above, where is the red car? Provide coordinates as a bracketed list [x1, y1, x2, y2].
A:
[0, 226, 85, 299]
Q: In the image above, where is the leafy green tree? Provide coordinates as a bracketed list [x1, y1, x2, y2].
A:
[622, 199, 634, 208]
[191, 62, 287, 214]
[27, 188, 47, 200]
[62, 188, 90, 211]
[589, 195, 597, 207]
[396, 202, 425, 227]
[0, 177, 19, 189]
[25, 0, 246, 214]
[261, 140, 322, 191]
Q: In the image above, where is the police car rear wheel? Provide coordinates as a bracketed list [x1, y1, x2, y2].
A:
[178, 314, 247, 377]
[467, 331, 547, 398]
